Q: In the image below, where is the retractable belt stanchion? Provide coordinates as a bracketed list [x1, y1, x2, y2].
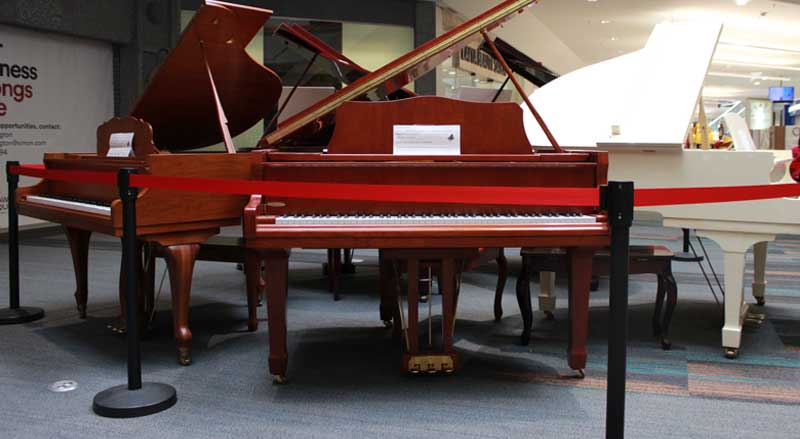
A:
[0, 161, 45, 325]
[92, 168, 176, 418]
[603, 181, 633, 439]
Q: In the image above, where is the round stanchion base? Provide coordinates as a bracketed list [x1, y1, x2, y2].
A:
[672, 252, 703, 263]
[0, 306, 44, 325]
[93, 382, 176, 418]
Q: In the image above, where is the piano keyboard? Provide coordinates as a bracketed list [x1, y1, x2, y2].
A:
[25, 195, 112, 216]
[275, 213, 596, 226]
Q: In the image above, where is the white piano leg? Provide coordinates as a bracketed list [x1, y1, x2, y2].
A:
[751, 241, 768, 306]
[539, 271, 556, 320]
[696, 230, 774, 358]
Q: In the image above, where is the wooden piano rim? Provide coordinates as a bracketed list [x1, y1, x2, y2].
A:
[264, 152, 595, 163]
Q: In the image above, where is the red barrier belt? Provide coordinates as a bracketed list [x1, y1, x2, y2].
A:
[9, 164, 800, 208]
[635, 183, 800, 207]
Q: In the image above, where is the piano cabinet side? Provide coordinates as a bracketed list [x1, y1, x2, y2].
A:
[132, 152, 262, 236]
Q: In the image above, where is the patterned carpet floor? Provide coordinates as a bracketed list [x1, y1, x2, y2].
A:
[0, 223, 798, 438]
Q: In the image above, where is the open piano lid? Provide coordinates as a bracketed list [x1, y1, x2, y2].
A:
[480, 37, 558, 88]
[131, 0, 282, 152]
[274, 24, 416, 98]
[263, 0, 536, 146]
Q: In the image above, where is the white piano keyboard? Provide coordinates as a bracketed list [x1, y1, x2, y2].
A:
[25, 195, 111, 216]
[275, 213, 596, 226]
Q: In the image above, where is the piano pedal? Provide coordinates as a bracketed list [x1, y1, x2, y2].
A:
[404, 354, 457, 375]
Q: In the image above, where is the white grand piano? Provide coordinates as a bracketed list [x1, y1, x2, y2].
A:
[523, 21, 799, 358]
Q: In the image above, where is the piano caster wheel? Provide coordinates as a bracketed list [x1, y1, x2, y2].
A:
[544, 311, 554, 321]
[177, 348, 192, 366]
[724, 348, 739, 359]
[574, 369, 585, 379]
[77, 303, 87, 319]
[660, 337, 672, 351]
[382, 320, 393, 329]
[236, 263, 244, 272]
[756, 297, 765, 306]
[272, 375, 288, 385]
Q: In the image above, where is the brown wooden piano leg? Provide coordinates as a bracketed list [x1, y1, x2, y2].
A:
[515, 255, 533, 346]
[162, 243, 200, 366]
[494, 248, 507, 321]
[567, 247, 593, 377]
[142, 244, 156, 326]
[405, 258, 420, 366]
[440, 258, 457, 372]
[245, 249, 262, 332]
[264, 249, 290, 383]
[378, 252, 394, 328]
[115, 240, 146, 334]
[65, 227, 91, 319]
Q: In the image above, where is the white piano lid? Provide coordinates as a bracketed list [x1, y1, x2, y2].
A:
[723, 113, 756, 152]
[523, 21, 722, 150]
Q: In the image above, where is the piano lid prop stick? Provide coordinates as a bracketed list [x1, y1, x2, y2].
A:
[201, 42, 236, 154]
[0, 161, 44, 325]
[92, 168, 177, 418]
[492, 76, 511, 103]
[481, 31, 564, 153]
[265, 52, 320, 134]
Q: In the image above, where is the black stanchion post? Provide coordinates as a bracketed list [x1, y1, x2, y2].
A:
[604, 181, 633, 439]
[0, 161, 44, 325]
[92, 168, 176, 418]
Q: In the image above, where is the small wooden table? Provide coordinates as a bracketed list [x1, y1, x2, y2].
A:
[516, 245, 677, 349]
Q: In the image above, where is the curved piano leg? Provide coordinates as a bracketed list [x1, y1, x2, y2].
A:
[539, 271, 556, 320]
[515, 256, 533, 346]
[493, 249, 507, 321]
[65, 227, 91, 319]
[653, 275, 666, 342]
[112, 240, 145, 334]
[245, 249, 263, 331]
[660, 270, 678, 351]
[162, 244, 200, 366]
[752, 241, 768, 306]
[567, 248, 592, 375]
[264, 249, 290, 382]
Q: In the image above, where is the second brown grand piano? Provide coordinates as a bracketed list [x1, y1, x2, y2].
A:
[244, 0, 610, 382]
[15, 0, 283, 365]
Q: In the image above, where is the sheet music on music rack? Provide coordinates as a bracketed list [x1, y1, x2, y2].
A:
[107, 133, 134, 157]
[392, 125, 461, 155]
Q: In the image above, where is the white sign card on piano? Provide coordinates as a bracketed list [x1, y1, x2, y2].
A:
[107, 132, 135, 157]
[392, 125, 461, 155]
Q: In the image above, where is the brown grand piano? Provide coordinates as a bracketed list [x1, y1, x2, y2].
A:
[244, 0, 610, 382]
[15, 0, 283, 365]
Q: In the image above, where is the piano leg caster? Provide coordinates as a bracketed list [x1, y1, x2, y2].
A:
[659, 336, 672, 351]
[724, 348, 739, 359]
[573, 369, 586, 379]
[382, 320, 393, 329]
[756, 297, 765, 306]
[520, 331, 531, 346]
[177, 348, 192, 366]
[272, 375, 288, 385]
[76, 302, 87, 319]
[544, 311, 554, 321]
